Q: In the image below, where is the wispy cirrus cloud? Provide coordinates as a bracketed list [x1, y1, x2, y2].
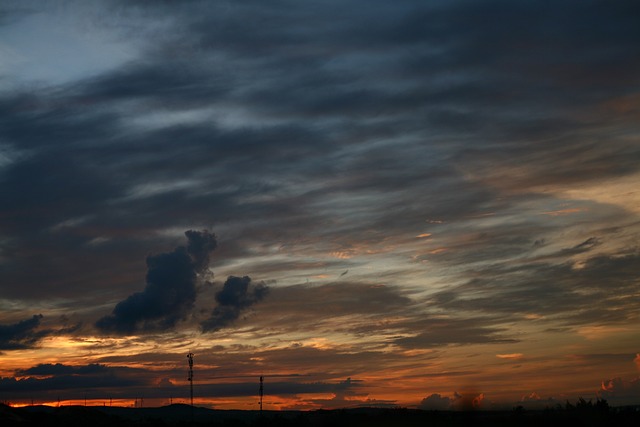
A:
[430, 251, 640, 327]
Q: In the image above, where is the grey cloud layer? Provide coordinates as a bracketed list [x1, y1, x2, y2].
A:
[2, 0, 637, 257]
[2, 359, 363, 403]
[1, 363, 152, 400]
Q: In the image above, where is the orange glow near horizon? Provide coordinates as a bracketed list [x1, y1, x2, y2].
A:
[6, 398, 140, 408]
[3, 325, 639, 410]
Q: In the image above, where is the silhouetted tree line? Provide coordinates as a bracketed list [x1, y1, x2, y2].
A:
[565, 397, 610, 412]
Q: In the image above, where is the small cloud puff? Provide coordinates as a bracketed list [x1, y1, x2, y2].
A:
[419, 393, 452, 410]
[599, 376, 640, 406]
[201, 275, 269, 332]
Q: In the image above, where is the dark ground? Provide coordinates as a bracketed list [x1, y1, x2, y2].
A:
[1, 403, 639, 427]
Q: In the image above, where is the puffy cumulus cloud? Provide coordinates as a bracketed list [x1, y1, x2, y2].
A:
[452, 391, 484, 411]
[419, 393, 452, 410]
[184, 229, 218, 271]
[521, 392, 541, 402]
[420, 391, 485, 411]
[598, 377, 640, 406]
[95, 230, 216, 335]
[201, 275, 269, 332]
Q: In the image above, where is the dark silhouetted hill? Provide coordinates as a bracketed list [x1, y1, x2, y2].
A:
[1, 403, 639, 426]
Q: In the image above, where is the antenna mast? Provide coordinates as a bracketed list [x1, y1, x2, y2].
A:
[259, 375, 264, 413]
[187, 352, 194, 407]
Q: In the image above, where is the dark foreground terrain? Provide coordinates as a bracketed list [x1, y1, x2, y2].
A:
[1, 403, 639, 427]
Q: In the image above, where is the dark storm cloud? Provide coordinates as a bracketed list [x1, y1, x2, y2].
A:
[0, 315, 78, 351]
[0, 375, 138, 394]
[201, 275, 269, 332]
[95, 230, 216, 335]
[0, 315, 43, 350]
[16, 363, 108, 377]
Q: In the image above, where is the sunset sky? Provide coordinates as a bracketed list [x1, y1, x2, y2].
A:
[1, 0, 639, 411]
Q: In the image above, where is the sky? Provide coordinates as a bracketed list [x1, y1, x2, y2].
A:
[1, 0, 639, 411]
